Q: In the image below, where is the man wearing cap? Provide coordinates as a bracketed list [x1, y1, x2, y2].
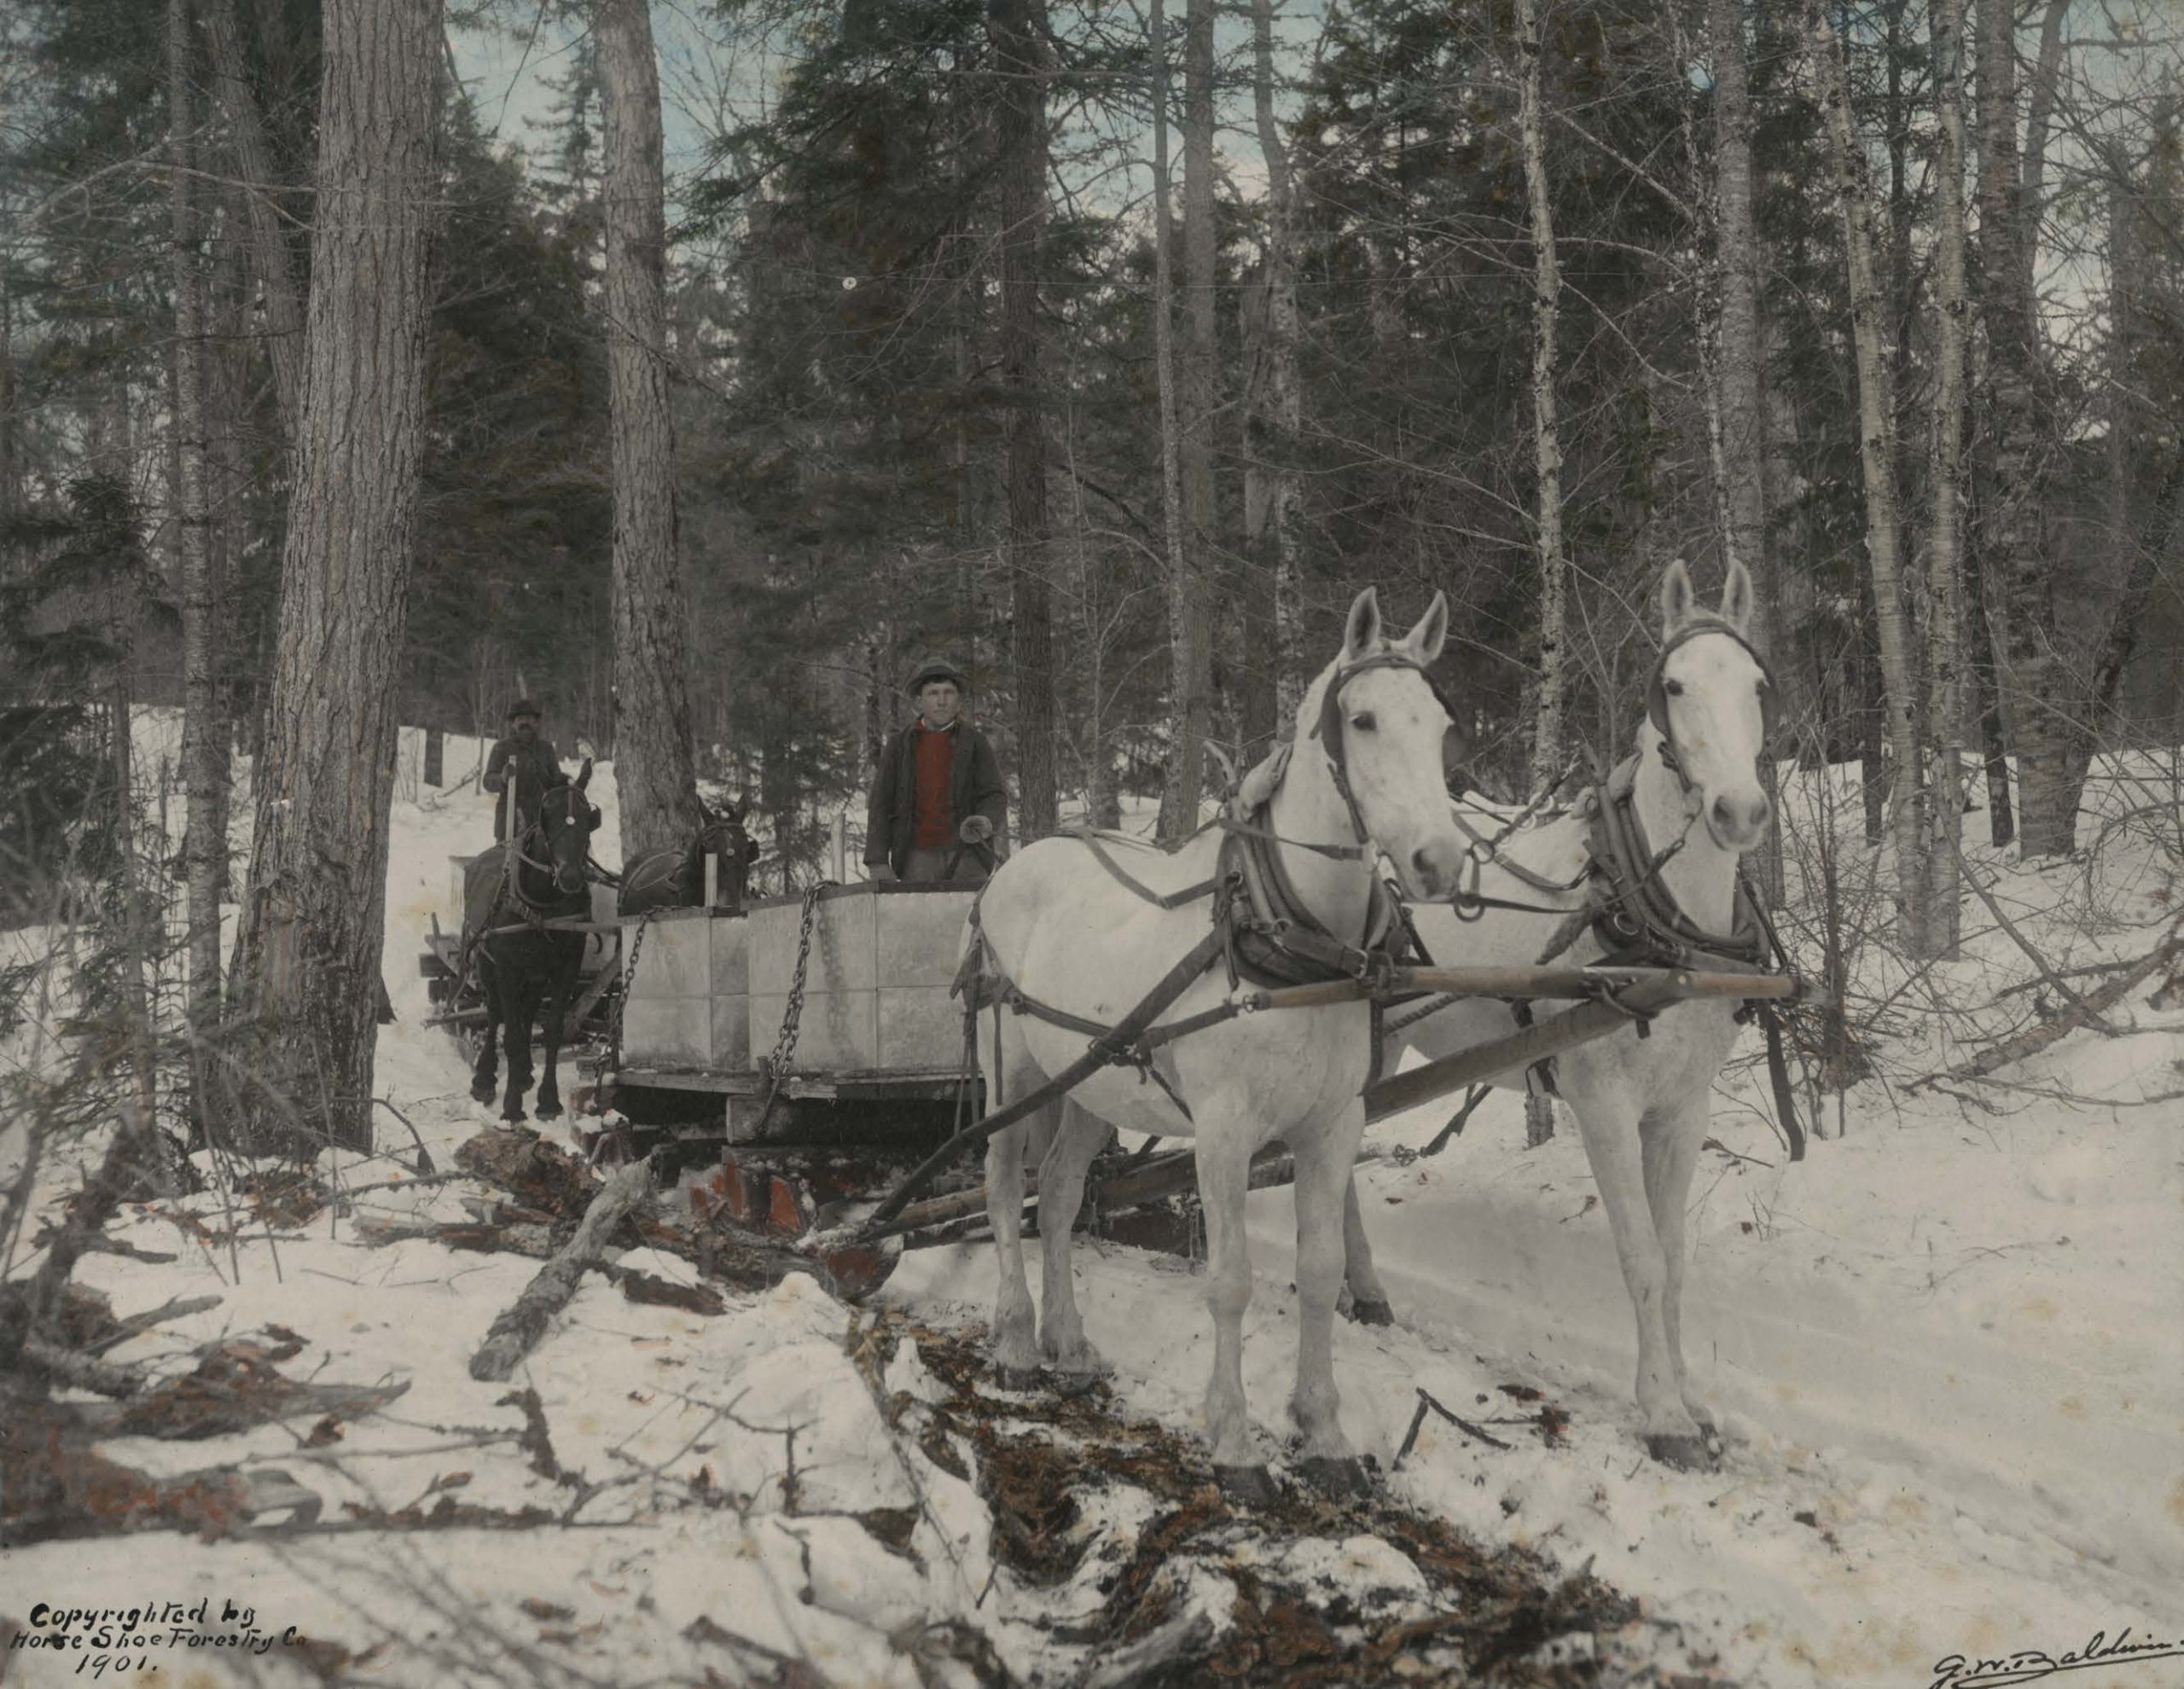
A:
[865, 658, 1008, 885]
[482, 699, 566, 841]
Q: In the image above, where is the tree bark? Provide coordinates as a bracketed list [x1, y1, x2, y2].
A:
[1814, 1, 1926, 940]
[170, 0, 226, 1120]
[991, 0, 1054, 840]
[200, 0, 306, 428]
[228, 0, 441, 1156]
[1704, 0, 1784, 904]
[1916, 0, 1972, 958]
[1517, 0, 1566, 786]
[598, 0, 704, 865]
[1975, 0, 2072, 855]
[2018, 0, 2071, 316]
[1154, 0, 1212, 840]
[1250, 0, 1307, 729]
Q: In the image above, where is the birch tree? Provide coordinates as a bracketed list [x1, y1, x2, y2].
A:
[1249, 0, 1306, 727]
[1813, 0, 1926, 944]
[598, 0, 703, 864]
[1917, 0, 1972, 957]
[1974, 0, 2071, 855]
[1517, 0, 1567, 783]
[229, 0, 442, 1155]
[168, 0, 224, 1122]
[993, 0, 1055, 840]
[1159, 0, 1215, 839]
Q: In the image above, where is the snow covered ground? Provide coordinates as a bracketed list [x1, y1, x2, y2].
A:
[3, 734, 2180, 1687]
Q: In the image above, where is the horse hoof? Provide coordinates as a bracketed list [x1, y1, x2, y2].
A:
[536, 1102, 562, 1122]
[502, 1107, 528, 1125]
[994, 1365, 1043, 1393]
[470, 1081, 496, 1104]
[1298, 1455, 1374, 1500]
[1215, 1465, 1280, 1508]
[1047, 1370, 1106, 1401]
[1346, 1297, 1395, 1327]
[1646, 1431, 1722, 1471]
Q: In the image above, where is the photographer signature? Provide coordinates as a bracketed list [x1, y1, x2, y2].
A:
[1931, 1628, 2184, 1689]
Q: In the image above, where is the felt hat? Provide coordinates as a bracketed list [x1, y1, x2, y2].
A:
[507, 698, 543, 721]
[904, 656, 967, 694]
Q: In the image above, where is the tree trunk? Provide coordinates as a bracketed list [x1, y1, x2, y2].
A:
[1966, 511, 2015, 844]
[1517, 0, 1566, 786]
[1916, 0, 1972, 958]
[171, 0, 226, 1122]
[228, 0, 441, 1157]
[1705, 0, 1784, 904]
[1813, 1, 1925, 938]
[2018, 0, 2071, 316]
[992, 0, 1054, 841]
[1251, 0, 1307, 730]
[1975, 0, 2072, 855]
[598, 0, 703, 865]
[1155, 0, 1213, 840]
[200, 0, 305, 428]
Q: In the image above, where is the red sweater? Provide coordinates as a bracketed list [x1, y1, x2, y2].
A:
[911, 723, 958, 848]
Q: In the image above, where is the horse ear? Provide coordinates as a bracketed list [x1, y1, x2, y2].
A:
[1658, 560, 1697, 636]
[1343, 588, 1383, 661]
[577, 757, 594, 789]
[1721, 555, 1757, 634]
[1403, 591, 1449, 666]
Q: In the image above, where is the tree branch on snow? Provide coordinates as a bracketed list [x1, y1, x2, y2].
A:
[469, 1160, 652, 1382]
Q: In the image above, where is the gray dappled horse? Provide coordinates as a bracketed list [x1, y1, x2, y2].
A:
[1348, 560, 1778, 1469]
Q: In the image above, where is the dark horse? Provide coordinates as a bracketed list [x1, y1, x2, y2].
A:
[617, 802, 760, 917]
[463, 763, 600, 1122]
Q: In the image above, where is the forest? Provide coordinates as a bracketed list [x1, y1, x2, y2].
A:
[2, 1, 2181, 1677]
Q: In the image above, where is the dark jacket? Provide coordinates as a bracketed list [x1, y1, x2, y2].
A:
[865, 720, 1008, 876]
[484, 734, 564, 838]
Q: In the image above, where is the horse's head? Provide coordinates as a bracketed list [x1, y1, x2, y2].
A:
[537, 759, 600, 897]
[1303, 588, 1469, 899]
[697, 801, 759, 908]
[1649, 559, 1774, 853]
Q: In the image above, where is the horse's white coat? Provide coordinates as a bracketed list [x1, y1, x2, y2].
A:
[1353, 559, 1774, 1466]
[973, 590, 1468, 1479]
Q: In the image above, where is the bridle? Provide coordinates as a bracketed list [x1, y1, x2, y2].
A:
[512, 784, 595, 903]
[1305, 650, 1460, 854]
[1644, 618, 1777, 797]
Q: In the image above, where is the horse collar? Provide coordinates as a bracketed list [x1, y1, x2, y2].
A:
[1586, 756, 1767, 972]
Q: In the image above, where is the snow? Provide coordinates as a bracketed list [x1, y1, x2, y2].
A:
[3, 731, 2181, 1686]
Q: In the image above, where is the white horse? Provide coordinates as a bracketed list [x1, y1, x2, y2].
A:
[1344, 559, 1776, 1469]
[969, 589, 1469, 1500]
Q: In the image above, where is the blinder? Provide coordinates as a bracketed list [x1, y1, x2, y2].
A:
[1644, 618, 1777, 749]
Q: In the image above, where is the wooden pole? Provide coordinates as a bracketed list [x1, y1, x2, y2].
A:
[702, 851, 717, 908]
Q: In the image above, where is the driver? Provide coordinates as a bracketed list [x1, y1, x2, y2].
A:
[482, 699, 565, 841]
[864, 657, 1008, 884]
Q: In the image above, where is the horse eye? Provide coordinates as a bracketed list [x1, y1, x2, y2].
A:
[1664, 680, 1685, 698]
[1350, 711, 1376, 731]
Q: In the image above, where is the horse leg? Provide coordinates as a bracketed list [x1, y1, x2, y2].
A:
[1036, 1100, 1114, 1383]
[1194, 1110, 1272, 1503]
[469, 955, 500, 1104]
[1339, 1175, 1394, 1326]
[502, 966, 538, 1123]
[1563, 1073, 1708, 1465]
[534, 941, 578, 1121]
[1290, 1100, 1370, 1495]
[983, 1024, 1047, 1390]
[1642, 1088, 1716, 1444]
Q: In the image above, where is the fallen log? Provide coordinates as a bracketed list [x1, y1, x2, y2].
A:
[1925, 924, 2184, 1089]
[469, 1160, 652, 1382]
